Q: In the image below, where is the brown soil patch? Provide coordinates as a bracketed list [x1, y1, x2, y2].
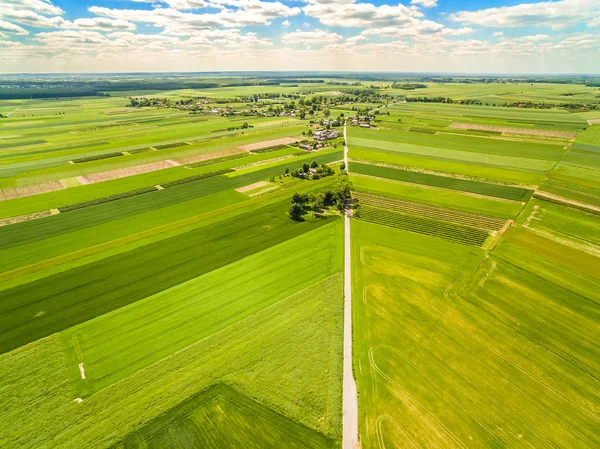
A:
[249, 185, 279, 197]
[235, 181, 269, 193]
[238, 137, 299, 152]
[177, 148, 245, 165]
[0, 210, 54, 227]
[83, 160, 175, 184]
[449, 122, 578, 139]
[587, 119, 600, 125]
[0, 181, 64, 201]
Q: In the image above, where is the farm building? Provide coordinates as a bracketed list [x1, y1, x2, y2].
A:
[313, 129, 339, 141]
[299, 143, 313, 150]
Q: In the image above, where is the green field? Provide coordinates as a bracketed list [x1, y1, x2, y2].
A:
[352, 221, 599, 448]
[1, 76, 599, 449]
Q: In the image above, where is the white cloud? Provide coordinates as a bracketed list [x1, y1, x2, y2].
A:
[2, 0, 63, 16]
[493, 31, 504, 37]
[411, 0, 438, 8]
[0, 0, 69, 29]
[450, 0, 600, 30]
[441, 27, 475, 36]
[362, 22, 475, 38]
[303, 0, 423, 28]
[73, 18, 137, 32]
[282, 19, 290, 27]
[0, 19, 29, 35]
[281, 29, 343, 44]
[89, 2, 301, 33]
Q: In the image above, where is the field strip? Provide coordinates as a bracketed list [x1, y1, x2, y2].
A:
[449, 122, 578, 139]
[350, 159, 536, 190]
[533, 191, 600, 214]
[231, 154, 295, 171]
[521, 225, 600, 258]
[237, 137, 299, 152]
[176, 148, 245, 164]
[0, 209, 55, 227]
[0, 181, 65, 202]
[235, 181, 269, 193]
[249, 185, 279, 197]
[78, 363, 86, 380]
[354, 191, 507, 230]
[0, 176, 337, 287]
[352, 173, 524, 204]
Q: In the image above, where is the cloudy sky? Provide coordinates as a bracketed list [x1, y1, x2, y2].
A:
[0, 0, 599, 73]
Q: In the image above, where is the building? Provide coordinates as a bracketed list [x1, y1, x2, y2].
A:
[313, 129, 339, 141]
[360, 123, 370, 128]
[299, 143, 313, 151]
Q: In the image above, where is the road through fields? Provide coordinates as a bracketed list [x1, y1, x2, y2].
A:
[343, 122, 359, 449]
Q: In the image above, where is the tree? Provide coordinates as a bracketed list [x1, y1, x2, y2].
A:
[311, 160, 318, 168]
[323, 108, 330, 117]
[340, 162, 346, 171]
[289, 203, 303, 220]
[311, 192, 325, 214]
[285, 167, 290, 175]
[332, 173, 354, 205]
[303, 163, 310, 173]
[292, 192, 302, 204]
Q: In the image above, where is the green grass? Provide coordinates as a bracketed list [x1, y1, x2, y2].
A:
[351, 174, 523, 218]
[352, 162, 533, 201]
[350, 147, 545, 185]
[349, 136, 557, 171]
[117, 384, 336, 449]
[0, 198, 340, 354]
[352, 220, 599, 449]
[0, 269, 343, 449]
[61, 221, 343, 394]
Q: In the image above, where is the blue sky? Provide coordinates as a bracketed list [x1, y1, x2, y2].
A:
[0, 0, 599, 73]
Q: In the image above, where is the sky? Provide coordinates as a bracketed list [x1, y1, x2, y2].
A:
[0, 0, 599, 73]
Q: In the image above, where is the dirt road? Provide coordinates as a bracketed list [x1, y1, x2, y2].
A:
[342, 122, 359, 449]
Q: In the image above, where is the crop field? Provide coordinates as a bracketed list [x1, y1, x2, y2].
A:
[346, 88, 600, 449]
[1, 77, 599, 449]
[352, 220, 599, 449]
[352, 162, 533, 201]
[0, 85, 347, 449]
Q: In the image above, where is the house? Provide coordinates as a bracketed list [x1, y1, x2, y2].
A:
[299, 143, 313, 151]
[313, 129, 339, 141]
[360, 123, 370, 128]
[351, 119, 358, 126]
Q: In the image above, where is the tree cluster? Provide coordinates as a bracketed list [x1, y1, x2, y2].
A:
[288, 173, 354, 219]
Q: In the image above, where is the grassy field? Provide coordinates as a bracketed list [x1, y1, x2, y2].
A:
[0, 224, 344, 449]
[1, 78, 599, 449]
[345, 90, 600, 449]
[352, 221, 599, 449]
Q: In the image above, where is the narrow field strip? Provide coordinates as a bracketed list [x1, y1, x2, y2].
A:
[354, 191, 507, 231]
[355, 205, 489, 246]
[449, 122, 578, 139]
[353, 162, 533, 202]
